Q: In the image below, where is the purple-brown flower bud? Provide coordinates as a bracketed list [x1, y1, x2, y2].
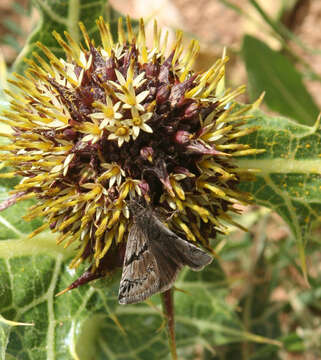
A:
[140, 146, 154, 162]
[174, 130, 191, 145]
[156, 85, 170, 104]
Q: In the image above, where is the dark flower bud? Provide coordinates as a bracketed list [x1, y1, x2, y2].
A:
[156, 85, 170, 104]
[174, 130, 191, 145]
[140, 147, 154, 162]
[184, 101, 199, 118]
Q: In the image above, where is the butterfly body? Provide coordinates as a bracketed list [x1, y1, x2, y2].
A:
[118, 202, 212, 304]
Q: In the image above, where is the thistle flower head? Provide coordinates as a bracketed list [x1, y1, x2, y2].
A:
[0, 17, 262, 282]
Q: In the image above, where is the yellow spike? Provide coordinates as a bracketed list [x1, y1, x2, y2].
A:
[81, 204, 98, 228]
[36, 42, 63, 69]
[185, 68, 215, 98]
[0, 144, 16, 151]
[94, 232, 103, 262]
[172, 30, 183, 66]
[201, 125, 233, 142]
[181, 40, 196, 67]
[232, 149, 266, 157]
[199, 160, 236, 181]
[95, 216, 109, 238]
[55, 287, 70, 297]
[14, 73, 38, 91]
[106, 23, 114, 48]
[170, 178, 185, 200]
[174, 218, 196, 241]
[224, 187, 252, 202]
[28, 223, 49, 238]
[228, 126, 260, 139]
[138, 18, 148, 63]
[0, 172, 16, 178]
[207, 56, 229, 82]
[202, 68, 225, 98]
[214, 104, 234, 125]
[32, 107, 69, 124]
[173, 197, 184, 212]
[235, 108, 256, 121]
[199, 181, 226, 198]
[219, 211, 248, 232]
[64, 229, 82, 248]
[179, 40, 200, 82]
[208, 213, 225, 229]
[218, 85, 246, 108]
[252, 91, 265, 109]
[64, 31, 82, 58]
[3, 89, 27, 104]
[7, 78, 30, 93]
[58, 213, 82, 232]
[185, 201, 209, 223]
[126, 16, 135, 43]
[187, 41, 200, 67]
[0, 132, 13, 138]
[49, 62, 79, 87]
[216, 143, 248, 150]
[29, 52, 54, 76]
[117, 17, 126, 44]
[56, 232, 69, 245]
[126, 57, 135, 85]
[153, 19, 160, 50]
[117, 220, 126, 243]
[107, 209, 122, 228]
[78, 21, 91, 49]
[23, 113, 54, 125]
[52, 30, 74, 59]
[190, 222, 207, 246]
[96, 17, 112, 55]
[26, 67, 49, 83]
[98, 228, 115, 259]
[81, 186, 102, 201]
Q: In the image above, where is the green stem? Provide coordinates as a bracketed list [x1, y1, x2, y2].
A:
[161, 289, 177, 360]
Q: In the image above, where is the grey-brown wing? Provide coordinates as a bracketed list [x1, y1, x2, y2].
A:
[118, 220, 184, 304]
[118, 211, 212, 304]
[118, 223, 160, 304]
[150, 215, 213, 272]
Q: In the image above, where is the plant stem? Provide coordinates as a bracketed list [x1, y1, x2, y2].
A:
[161, 289, 177, 360]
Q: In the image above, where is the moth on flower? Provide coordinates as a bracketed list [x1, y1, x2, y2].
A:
[0, 17, 264, 303]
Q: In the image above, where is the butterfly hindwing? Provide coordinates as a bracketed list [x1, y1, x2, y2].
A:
[150, 215, 213, 271]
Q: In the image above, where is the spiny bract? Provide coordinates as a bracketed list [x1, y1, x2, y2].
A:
[0, 17, 263, 285]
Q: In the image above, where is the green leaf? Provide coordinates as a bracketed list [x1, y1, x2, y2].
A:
[237, 109, 321, 279]
[0, 316, 11, 360]
[0, 166, 43, 240]
[0, 315, 34, 360]
[0, 230, 278, 360]
[242, 35, 320, 126]
[13, 0, 109, 74]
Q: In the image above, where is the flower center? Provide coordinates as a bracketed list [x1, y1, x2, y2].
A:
[104, 107, 114, 118]
[115, 126, 129, 136]
[132, 116, 142, 126]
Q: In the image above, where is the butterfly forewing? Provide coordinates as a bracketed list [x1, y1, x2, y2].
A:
[118, 204, 213, 304]
[118, 223, 160, 304]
